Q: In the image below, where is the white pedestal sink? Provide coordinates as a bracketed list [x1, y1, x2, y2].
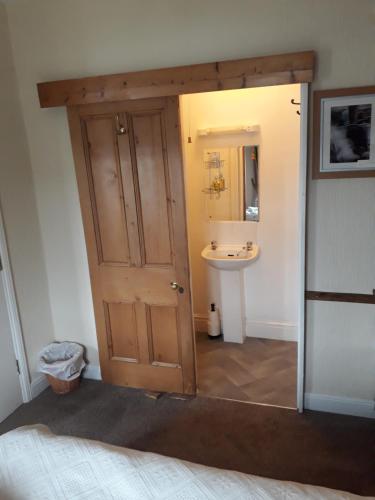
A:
[201, 243, 259, 343]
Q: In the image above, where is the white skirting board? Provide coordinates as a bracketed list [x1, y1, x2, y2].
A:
[30, 374, 49, 399]
[83, 363, 102, 381]
[194, 315, 297, 341]
[194, 314, 209, 333]
[304, 393, 375, 419]
[246, 320, 297, 341]
[31, 364, 102, 399]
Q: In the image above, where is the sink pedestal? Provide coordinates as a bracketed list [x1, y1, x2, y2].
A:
[219, 270, 246, 344]
[201, 243, 259, 344]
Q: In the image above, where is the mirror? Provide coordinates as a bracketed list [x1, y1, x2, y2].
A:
[243, 145, 259, 221]
[204, 145, 259, 222]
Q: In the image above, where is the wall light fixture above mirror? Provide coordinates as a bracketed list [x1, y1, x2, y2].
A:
[198, 124, 260, 137]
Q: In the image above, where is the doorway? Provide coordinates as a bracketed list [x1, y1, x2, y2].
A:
[0, 269, 23, 421]
[66, 85, 308, 405]
[0, 206, 31, 421]
[43, 51, 313, 407]
[180, 83, 307, 409]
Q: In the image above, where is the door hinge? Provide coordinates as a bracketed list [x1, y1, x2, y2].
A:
[16, 359, 20, 374]
[0, 252, 3, 271]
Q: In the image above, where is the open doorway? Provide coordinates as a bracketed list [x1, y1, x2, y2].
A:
[0, 204, 31, 420]
[38, 50, 313, 404]
[180, 84, 306, 409]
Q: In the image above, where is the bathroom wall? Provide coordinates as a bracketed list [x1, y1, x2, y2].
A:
[180, 85, 300, 340]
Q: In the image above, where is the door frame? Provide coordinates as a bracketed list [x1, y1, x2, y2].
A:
[297, 83, 309, 412]
[37, 50, 315, 406]
[0, 203, 31, 403]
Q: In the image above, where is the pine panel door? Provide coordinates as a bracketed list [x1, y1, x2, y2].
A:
[68, 97, 195, 394]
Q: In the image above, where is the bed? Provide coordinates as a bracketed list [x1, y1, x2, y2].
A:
[0, 425, 372, 499]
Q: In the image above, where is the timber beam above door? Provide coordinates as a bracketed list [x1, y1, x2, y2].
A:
[37, 50, 315, 108]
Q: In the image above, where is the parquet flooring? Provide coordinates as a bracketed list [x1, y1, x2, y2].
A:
[196, 335, 297, 408]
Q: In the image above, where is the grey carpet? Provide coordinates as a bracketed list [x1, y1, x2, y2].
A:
[0, 380, 374, 496]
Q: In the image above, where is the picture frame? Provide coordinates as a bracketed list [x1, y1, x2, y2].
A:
[313, 86, 375, 179]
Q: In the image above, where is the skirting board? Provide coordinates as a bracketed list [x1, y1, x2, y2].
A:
[304, 392, 375, 419]
[194, 315, 297, 341]
[31, 364, 102, 399]
[30, 374, 49, 399]
[194, 314, 209, 333]
[83, 364, 102, 381]
[246, 320, 297, 342]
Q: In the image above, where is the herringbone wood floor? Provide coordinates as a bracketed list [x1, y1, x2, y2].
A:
[196, 335, 297, 408]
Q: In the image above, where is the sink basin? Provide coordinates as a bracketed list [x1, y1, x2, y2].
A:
[201, 243, 259, 271]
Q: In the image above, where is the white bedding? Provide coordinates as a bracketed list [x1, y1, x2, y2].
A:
[0, 425, 372, 499]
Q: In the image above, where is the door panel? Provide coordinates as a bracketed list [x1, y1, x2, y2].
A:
[105, 302, 139, 361]
[68, 97, 195, 394]
[132, 112, 172, 266]
[149, 305, 179, 366]
[85, 116, 130, 264]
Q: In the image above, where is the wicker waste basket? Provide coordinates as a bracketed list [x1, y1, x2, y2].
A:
[46, 374, 81, 395]
[39, 342, 86, 395]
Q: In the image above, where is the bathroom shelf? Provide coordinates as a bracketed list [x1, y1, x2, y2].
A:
[198, 124, 260, 136]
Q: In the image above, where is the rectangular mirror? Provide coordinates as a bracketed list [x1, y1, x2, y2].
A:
[243, 145, 259, 221]
[204, 145, 260, 222]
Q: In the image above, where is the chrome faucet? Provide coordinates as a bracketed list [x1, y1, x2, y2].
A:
[211, 240, 217, 250]
[246, 241, 253, 251]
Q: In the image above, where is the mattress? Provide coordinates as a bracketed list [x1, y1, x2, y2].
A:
[0, 425, 372, 499]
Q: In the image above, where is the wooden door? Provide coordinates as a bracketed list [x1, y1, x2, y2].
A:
[68, 97, 195, 394]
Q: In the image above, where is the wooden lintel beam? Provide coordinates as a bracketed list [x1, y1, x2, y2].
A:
[37, 50, 315, 108]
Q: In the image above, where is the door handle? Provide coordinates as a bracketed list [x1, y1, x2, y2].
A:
[170, 281, 184, 293]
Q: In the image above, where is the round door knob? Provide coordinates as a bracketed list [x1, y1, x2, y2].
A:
[170, 282, 184, 293]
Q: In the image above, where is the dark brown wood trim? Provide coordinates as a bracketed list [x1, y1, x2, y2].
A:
[312, 85, 375, 179]
[37, 50, 315, 108]
[305, 290, 375, 304]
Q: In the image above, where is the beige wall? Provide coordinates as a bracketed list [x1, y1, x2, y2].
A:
[4, 0, 375, 402]
[0, 3, 53, 381]
[181, 86, 300, 341]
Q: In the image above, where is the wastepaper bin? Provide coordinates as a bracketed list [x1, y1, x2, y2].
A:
[39, 342, 86, 394]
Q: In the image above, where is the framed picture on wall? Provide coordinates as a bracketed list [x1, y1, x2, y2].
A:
[313, 86, 375, 179]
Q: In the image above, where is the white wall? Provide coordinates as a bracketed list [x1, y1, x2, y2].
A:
[4, 0, 375, 409]
[180, 86, 300, 341]
[0, 3, 53, 381]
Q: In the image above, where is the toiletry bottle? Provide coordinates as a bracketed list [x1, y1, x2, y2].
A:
[208, 303, 221, 338]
